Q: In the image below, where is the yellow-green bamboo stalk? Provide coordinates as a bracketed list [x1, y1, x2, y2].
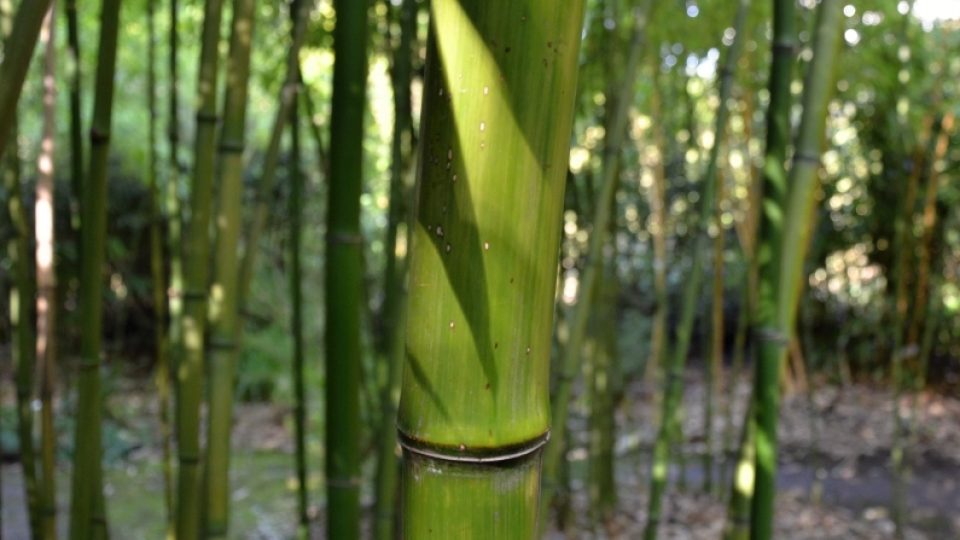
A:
[175, 0, 226, 536]
[398, 0, 587, 536]
[203, 0, 256, 535]
[68, 0, 123, 537]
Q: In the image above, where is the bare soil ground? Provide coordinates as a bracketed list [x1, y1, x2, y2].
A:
[2, 372, 958, 538]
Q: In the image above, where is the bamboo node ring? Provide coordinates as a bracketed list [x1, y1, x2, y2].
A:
[398, 430, 550, 464]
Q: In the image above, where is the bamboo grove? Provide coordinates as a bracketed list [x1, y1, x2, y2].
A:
[1, 0, 959, 538]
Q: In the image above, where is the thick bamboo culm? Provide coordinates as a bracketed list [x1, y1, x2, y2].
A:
[68, 0, 124, 537]
[397, 0, 587, 536]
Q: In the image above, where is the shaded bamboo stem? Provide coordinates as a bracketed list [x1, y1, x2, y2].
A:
[203, 0, 257, 535]
[175, 0, 227, 536]
[68, 0, 124, 536]
[162, 1, 180, 533]
[0, 0, 55, 161]
[325, 0, 369, 534]
[5, 107, 40, 540]
[64, 0, 83, 227]
[373, 0, 418, 537]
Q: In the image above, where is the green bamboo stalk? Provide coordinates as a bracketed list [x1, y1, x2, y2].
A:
[398, 0, 586, 536]
[68, 0, 123, 537]
[0, 10, 9, 532]
[236, 0, 314, 316]
[324, 0, 369, 534]
[145, 0, 173, 532]
[541, 3, 652, 524]
[889, 135, 923, 540]
[64, 0, 83, 226]
[288, 53, 309, 540]
[705, 168, 726, 495]
[163, 8, 182, 534]
[750, 1, 843, 537]
[643, 3, 748, 537]
[373, 0, 417, 537]
[174, 0, 226, 536]
[589, 260, 618, 522]
[202, 0, 256, 536]
[5, 106, 40, 540]
[36, 6, 58, 538]
[0, 0, 54, 161]
[162, 5, 181, 538]
[723, 397, 755, 540]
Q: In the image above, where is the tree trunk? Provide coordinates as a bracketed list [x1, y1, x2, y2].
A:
[398, 0, 587, 536]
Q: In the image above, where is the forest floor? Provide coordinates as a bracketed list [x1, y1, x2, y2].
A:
[2, 369, 959, 539]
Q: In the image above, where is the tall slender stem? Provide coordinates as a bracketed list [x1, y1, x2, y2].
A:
[68, 0, 124, 537]
[175, 0, 227, 536]
[36, 5, 58, 538]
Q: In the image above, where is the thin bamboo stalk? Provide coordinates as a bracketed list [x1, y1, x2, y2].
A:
[325, 0, 369, 534]
[64, 0, 83, 226]
[145, 0, 173, 532]
[0, 0, 54, 161]
[373, 0, 418, 537]
[398, 0, 586, 535]
[203, 0, 256, 535]
[162, 0, 180, 533]
[542, 3, 652, 524]
[174, 0, 226, 536]
[236, 0, 315, 315]
[281, 3, 309, 536]
[751, 2, 843, 537]
[68, 0, 123, 537]
[705, 166, 726, 495]
[288, 55, 309, 540]
[643, 3, 748, 536]
[5, 105, 40, 540]
[36, 6, 58, 538]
